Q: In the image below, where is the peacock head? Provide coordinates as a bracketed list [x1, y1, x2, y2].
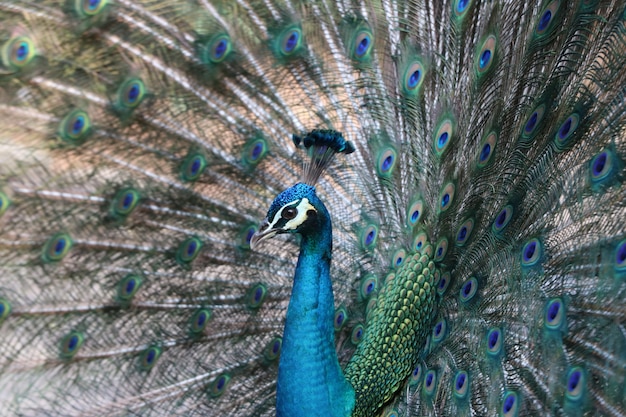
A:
[249, 130, 354, 249]
[250, 183, 320, 248]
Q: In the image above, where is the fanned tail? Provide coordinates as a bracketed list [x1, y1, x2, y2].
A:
[0, 1, 625, 416]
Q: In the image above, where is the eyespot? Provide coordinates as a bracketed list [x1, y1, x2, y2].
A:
[139, 346, 161, 370]
[60, 331, 84, 359]
[207, 35, 232, 64]
[242, 137, 268, 167]
[477, 131, 497, 168]
[535, 1, 560, 36]
[544, 298, 565, 330]
[42, 233, 73, 262]
[0, 298, 11, 325]
[117, 274, 142, 302]
[521, 238, 542, 267]
[361, 224, 378, 250]
[110, 188, 141, 218]
[589, 149, 617, 185]
[521, 104, 546, 140]
[475, 35, 496, 75]
[180, 152, 208, 182]
[439, 183, 455, 213]
[78, 0, 109, 16]
[437, 271, 451, 296]
[264, 337, 282, 361]
[454, 0, 472, 16]
[176, 237, 203, 264]
[201, 34, 232, 64]
[501, 391, 519, 417]
[486, 327, 504, 356]
[360, 274, 378, 299]
[434, 119, 454, 156]
[492, 205, 513, 233]
[189, 309, 212, 334]
[2, 36, 36, 69]
[209, 374, 231, 397]
[423, 370, 437, 396]
[391, 248, 406, 269]
[240, 224, 258, 249]
[334, 306, 348, 331]
[401, 60, 426, 97]
[456, 218, 474, 246]
[413, 231, 428, 252]
[407, 66, 421, 89]
[279, 28, 303, 56]
[59, 109, 92, 145]
[565, 366, 585, 402]
[116, 78, 146, 110]
[247, 283, 267, 309]
[409, 363, 424, 386]
[432, 319, 447, 343]
[537, 9, 553, 33]
[459, 277, 478, 303]
[352, 29, 373, 60]
[453, 370, 470, 399]
[434, 237, 448, 262]
[376, 147, 397, 178]
[406, 198, 424, 227]
[0, 190, 10, 217]
[351, 324, 364, 344]
[554, 113, 580, 150]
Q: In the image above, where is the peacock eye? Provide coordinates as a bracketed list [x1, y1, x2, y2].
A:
[282, 207, 297, 220]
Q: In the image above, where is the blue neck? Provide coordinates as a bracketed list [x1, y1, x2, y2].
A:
[276, 197, 355, 417]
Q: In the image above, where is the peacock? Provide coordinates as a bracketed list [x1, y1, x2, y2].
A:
[0, 0, 625, 415]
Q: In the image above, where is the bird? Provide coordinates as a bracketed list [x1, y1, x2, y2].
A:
[0, 0, 624, 415]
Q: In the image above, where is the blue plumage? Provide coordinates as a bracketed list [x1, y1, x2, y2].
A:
[254, 182, 355, 416]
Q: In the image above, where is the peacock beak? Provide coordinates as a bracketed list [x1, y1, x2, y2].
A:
[249, 219, 278, 250]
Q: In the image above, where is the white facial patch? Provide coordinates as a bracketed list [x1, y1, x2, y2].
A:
[267, 198, 316, 231]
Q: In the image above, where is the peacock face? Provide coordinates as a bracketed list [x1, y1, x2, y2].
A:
[250, 183, 318, 249]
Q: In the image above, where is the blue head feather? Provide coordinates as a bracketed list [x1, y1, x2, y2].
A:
[266, 183, 316, 225]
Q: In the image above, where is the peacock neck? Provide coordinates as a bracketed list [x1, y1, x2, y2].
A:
[276, 197, 355, 417]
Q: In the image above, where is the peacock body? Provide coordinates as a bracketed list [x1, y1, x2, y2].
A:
[0, 0, 625, 416]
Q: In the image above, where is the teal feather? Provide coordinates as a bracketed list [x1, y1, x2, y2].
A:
[0, 0, 625, 416]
